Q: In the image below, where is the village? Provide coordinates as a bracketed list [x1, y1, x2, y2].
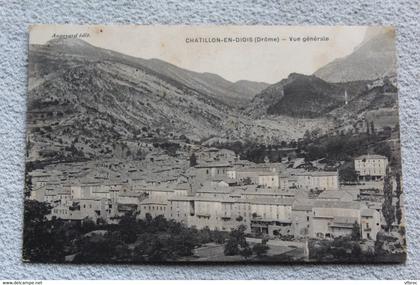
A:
[27, 142, 399, 261]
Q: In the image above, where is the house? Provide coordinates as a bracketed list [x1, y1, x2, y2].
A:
[56, 187, 73, 206]
[29, 187, 46, 202]
[234, 164, 288, 189]
[317, 190, 357, 202]
[309, 201, 380, 240]
[291, 200, 313, 238]
[246, 197, 294, 236]
[257, 172, 279, 188]
[133, 185, 174, 201]
[195, 181, 231, 199]
[354, 154, 389, 180]
[309, 201, 361, 239]
[50, 204, 83, 221]
[167, 196, 195, 224]
[360, 208, 381, 240]
[194, 162, 231, 180]
[295, 171, 339, 191]
[196, 147, 236, 163]
[79, 197, 110, 222]
[139, 198, 168, 219]
[191, 197, 238, 231]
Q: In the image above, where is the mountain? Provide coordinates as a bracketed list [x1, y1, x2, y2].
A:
[26, 38, 333, 163]
[29, 38, 267, 107]
[246, 73, 368, 118]
[314, 28, 396, 82]
[26, 37, 398, 164]
[230, 80, 270, 101]
[27, 38, 239, 161]
[142, 60, 269, 105]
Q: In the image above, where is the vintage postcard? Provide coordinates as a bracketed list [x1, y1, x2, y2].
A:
[24, 25, 405, 263]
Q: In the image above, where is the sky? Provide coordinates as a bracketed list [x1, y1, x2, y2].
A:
[29, 25, 376, 84]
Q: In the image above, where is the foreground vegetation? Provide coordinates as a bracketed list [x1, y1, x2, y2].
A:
[23, 200, 230, 263]
[23, 201, 271, 263]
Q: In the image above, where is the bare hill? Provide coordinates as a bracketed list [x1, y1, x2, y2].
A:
[314, 29, 396, 83]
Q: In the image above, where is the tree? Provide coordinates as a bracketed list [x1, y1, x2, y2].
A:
[370, 121, 375, 135]
[136, 149, 143, 160]
[75, 232, 126, 263]
[24, 169, 32, 198]
[252, 243, 269, 257]
[395, 173, 402, 199]
[81, 217, 96, 234]
[119, 211, 139, 244]
[382, 168, 395, 232]
[23, 200, 65, 262]
[374, 143, 391, 160]
[351, 221, 361, 241]
[224, 238, 240, 256]
[339, 166, 357, 182]
[396, 206, 402, 226]
[303, 130, 311, 142]
[395, 173, 403, 225]
[197, 226, 212, 244]
[366, 120, 370, 135]
[224, 225, 248, 256]
[189, 153, 197, 167]
[242, 177, 252, 185]
[240, 245, 253, 259]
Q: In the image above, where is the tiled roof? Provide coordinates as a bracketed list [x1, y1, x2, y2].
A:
[355, 154, 388, 160]
[295, 171, 338, 177]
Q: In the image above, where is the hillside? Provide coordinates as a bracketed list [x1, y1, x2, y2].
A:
[314, 29, 396, 83]
[26, 39, 303, 163]
[27, 39, 235, 162]
[26, 38, 399, 164]
[143, 60, 269, 105]
[246, 73, 368, 118]
[29, 38, 267, 107]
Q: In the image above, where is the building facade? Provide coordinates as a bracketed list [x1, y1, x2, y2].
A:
[354, 154, 389, 180]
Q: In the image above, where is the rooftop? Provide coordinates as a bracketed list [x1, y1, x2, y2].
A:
[317, 190, 356, 201]
[355, 154, 388, 160]
[139, 198, 167, 205]
[237, 197, 294, 206]
[313, 200, 361, 209]
[195, 162, 231, 168]
[295, 171, 338, 177]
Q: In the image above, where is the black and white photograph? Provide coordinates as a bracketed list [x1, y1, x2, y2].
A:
[23, 25, 406, 263]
